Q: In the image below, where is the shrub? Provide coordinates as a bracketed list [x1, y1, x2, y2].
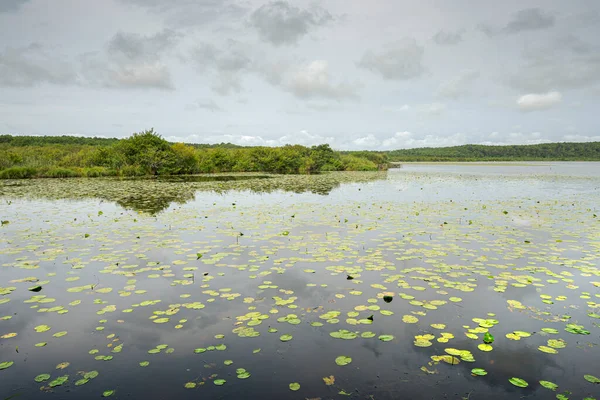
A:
[41, 167, 81, 178]
[0, 166, 38, 179]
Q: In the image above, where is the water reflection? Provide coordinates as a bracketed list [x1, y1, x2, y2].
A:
[0, 172, 387, 214]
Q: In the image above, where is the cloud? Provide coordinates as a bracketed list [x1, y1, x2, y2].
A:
[507, 38, 600, 92]
[479, 8, 555, 37]
[517, 91, 562, 112]
[107, 29, 180, 62]
[188, 39, 254, 95]
[286, 60, 358, 100]
[167, 130, 334, 147]
[357, 38, 425, 80]
[79, 29, 179, 90]
[250, 1, 333, 46]
[503, 8, 555, 34]
[0, 0, 29, 13]
[436, 70, 479, 99]
[0, 43, 77, 87]
[416, 102, 446, 116]
[378, 131, 468, 150]
[432, 29, 464, 45]
[352, 134, 380, 148]
[186, 100, 223, 112]
[117, 0, 248, 27]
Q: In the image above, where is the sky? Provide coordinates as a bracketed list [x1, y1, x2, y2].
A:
[0, 0, 599, 150]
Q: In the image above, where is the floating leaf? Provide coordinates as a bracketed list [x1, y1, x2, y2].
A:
[378, 334, 394, 342]
[509, 377, 528, 388]
[280, 334, 293, 342]
[584, 375, 600, 383]
[48, 375, 68, 387]
[289, 382, 300, 391]
[539, 380, 558, 390]
[34, 373, 51, 382]
[477, 344, 493, 352]
[102, 390, 115, 397]
[335, 356, 352, 366]
[214, 379, 226, 386]
[34, 325, 51, 333]
[471, 368, 487, 376]
[79, 371, 97, 381]
[323, 375, 335, 385]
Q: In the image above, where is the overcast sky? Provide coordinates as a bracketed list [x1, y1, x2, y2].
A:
[1, 0, 599, 149]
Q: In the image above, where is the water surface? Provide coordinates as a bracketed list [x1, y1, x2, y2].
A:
[1, 165, 599, 400]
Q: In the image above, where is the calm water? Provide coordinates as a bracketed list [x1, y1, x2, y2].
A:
[0, 164, 599, 400]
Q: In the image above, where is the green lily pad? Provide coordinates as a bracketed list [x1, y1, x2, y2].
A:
[34, 373, 51, 382]
[378, 335, 394, 342]
[289, 382, 300, 391]
[335, 356, 352, 366]
[584, 375, 600, 383]
[471, 368, 487, 376]
[102, 390, 115, 397]
[539, 380, 558, 390]
[280, 334, 293, 342]
[0, 361, 14, 370]
[48, 375, 68, 387]
[509, 377, 528, 388]
[84, 370, 99, 379]
[214, 379, 226, 385]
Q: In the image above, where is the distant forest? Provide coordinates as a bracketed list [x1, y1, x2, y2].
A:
[385, 142, 600, 161]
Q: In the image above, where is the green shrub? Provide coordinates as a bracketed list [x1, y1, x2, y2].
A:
[83, 167, 111, 177]
[41, 167, 81, 178]
[340, 155, 378, 171]
[0, 166, 38, 179]
[120, 165, 146, 176]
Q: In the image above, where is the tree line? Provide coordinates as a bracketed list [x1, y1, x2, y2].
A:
[386, 142, 600, 161]
[0, 130, 388, 179]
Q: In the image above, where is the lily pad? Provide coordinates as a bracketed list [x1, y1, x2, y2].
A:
[539, 380, 558, 390]
[509, 377, 528, 388]
[335, 356, 352, 366]
[34, 373, 51, 382]
[471, 368, 487, 376]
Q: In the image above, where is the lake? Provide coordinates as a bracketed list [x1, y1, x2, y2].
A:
[1, 163, 599, 400]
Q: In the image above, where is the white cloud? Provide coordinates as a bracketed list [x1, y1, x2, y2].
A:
[167, 130, 334, 147]
[286, 60, 358, 100]
[436, 70, 479, 99]
[110, 62, 173, 89]
[379, 131, 468, 150]
[517, 91, 562, 112]
[416, 102, 446, 116]
[358, 38, 425, 80]
[352, 134, 381, 148]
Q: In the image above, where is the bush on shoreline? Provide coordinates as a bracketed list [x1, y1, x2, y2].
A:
[0, 129, 388, 179]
